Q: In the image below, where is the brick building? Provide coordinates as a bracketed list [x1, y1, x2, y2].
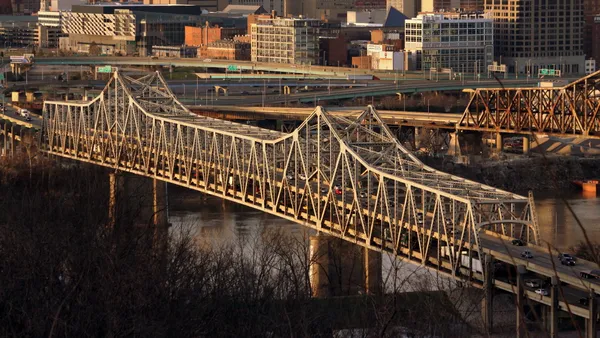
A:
[198, 39, 251, 60]
[320, 35, 348, 66]
[185, 24, 246, 46]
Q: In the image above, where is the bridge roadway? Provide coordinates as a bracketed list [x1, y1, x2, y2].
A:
[189, 106, 460, 128]
[180, 79, 543, 106]
[38, 71, 599, 333]
[31, 56, 438, 79]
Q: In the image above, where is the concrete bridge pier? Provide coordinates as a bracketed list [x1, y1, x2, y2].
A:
[481, 255, 494, 334]
[108, 173, 169, 250]
[310, 234, 382, 298]
[522, 135, 531, 154]
[447, 132, 461, 157]
[496, 132, 504, 152]
[587, 289, 598, 338]
[516, 265, 527, 338]
[537, 277, 560, 337]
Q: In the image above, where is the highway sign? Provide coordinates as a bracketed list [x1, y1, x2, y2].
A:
[227, 65, 238, 72]
[0, 74, 4, 80]
[97, 66, 112, 73]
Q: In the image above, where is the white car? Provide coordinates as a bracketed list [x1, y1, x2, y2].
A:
[525, 280, 540, 288]
[299, 173, 306, 180]
[535, 288, 549, 296]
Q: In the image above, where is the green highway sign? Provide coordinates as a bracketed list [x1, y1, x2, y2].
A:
[0, 74, 4, 80]
[97, 65, 112, 73]
[227, 65, 238, 72]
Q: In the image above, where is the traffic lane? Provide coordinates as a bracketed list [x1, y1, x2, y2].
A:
[0, 105, 42, 128]
[480, 234, 600, 290]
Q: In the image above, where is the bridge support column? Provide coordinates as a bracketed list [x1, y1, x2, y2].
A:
[414, 127, 423, 150]
[482, 255, 494, 334]
[364, 248, 382, 295]
[549, 277, 559, 338]
[516, 265, 527, 338]
[522, 135, 530, 154]
[310, 234, 382, 298]
[447, 132, 461, 157]
[587, 289, 598, 338]
[496, 133, 504, 152]
[108, 173, 169, 250]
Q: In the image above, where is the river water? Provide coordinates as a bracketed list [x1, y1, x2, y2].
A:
[168, 187, 600, 251]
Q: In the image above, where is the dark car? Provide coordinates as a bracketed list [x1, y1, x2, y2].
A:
[512, 239, 525, 246]
[561, 258, 575, 266]
[521, 250, 533, 259]
[580, 297, 590, 306]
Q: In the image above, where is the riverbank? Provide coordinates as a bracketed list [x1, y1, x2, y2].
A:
[424, 156, 600, 194]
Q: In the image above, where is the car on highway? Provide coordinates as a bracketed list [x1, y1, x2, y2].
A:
[512, 239, 525, 246]
[560, 258, 575, 266]
[580, 297, 590, 306]
[558, 253, 576, 261]
[525, 280, 540, 288]
[521, 250, 533, 259]
[299, 173, 306, 180]
[535, 288, 549, 296]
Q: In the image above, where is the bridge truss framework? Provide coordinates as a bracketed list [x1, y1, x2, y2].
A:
[41, 71, 541, 284]
[459, 71, 600, 137]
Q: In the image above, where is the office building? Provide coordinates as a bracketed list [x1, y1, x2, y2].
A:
[198, 39, 251, 60]
[485, 0, 585, 74]
[386, 0, 417, 19]
[60, 4, 203, 55]
[421, 0, 482, 12]
[585, 0, 600, 61]
[184, 24, 246, 46]
[0, 15, 63, 48]
[11, 0, 40, 14]
[251, 17, 324, 64]
[404, 11, 493, 72]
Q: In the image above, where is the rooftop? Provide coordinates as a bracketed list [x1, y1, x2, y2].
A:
[220, 4, 267, 15]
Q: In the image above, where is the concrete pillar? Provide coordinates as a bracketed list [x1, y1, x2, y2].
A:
[447, 132, 461, 157]
[587, 289, 598, 338]
[364, 248, 382, 295]
[482, 255, 494, 334]
[496, 133, 504, 152]
[550, 276, 559, 338]
[414, 127, 423, 149]
[523, 135, 530, 154]
[516, 265, 527, 338]
[310, 234, 381, 297]
[310, 234, 331, 298]
[152, 179, 169, 251]
[108, 172, 125, 230]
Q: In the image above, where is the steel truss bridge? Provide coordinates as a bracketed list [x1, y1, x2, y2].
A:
[40, 72, 600, 333]
[460, 71, 600, 138]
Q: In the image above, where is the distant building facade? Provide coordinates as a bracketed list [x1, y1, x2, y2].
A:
[585, 0, 600, 62]
[404, 12, 493, 72]
[185, 24, 246, 46]
[386, 0, 417, 19]
[485, 0, 585, 74]
[60, 5, 203, 56]
[251, 17, 322, 64]
[421, 0, 483, 12]
[199, 39, 251, 60]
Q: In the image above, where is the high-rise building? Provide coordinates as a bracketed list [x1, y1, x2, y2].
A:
[404, 11, 493, 72]
[421, 0, 482, 12]
[251, 17, 321, 64]
[387, 0, 417, 18]
[584, 0, 600, 61]
[485, 0, 585, 74]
